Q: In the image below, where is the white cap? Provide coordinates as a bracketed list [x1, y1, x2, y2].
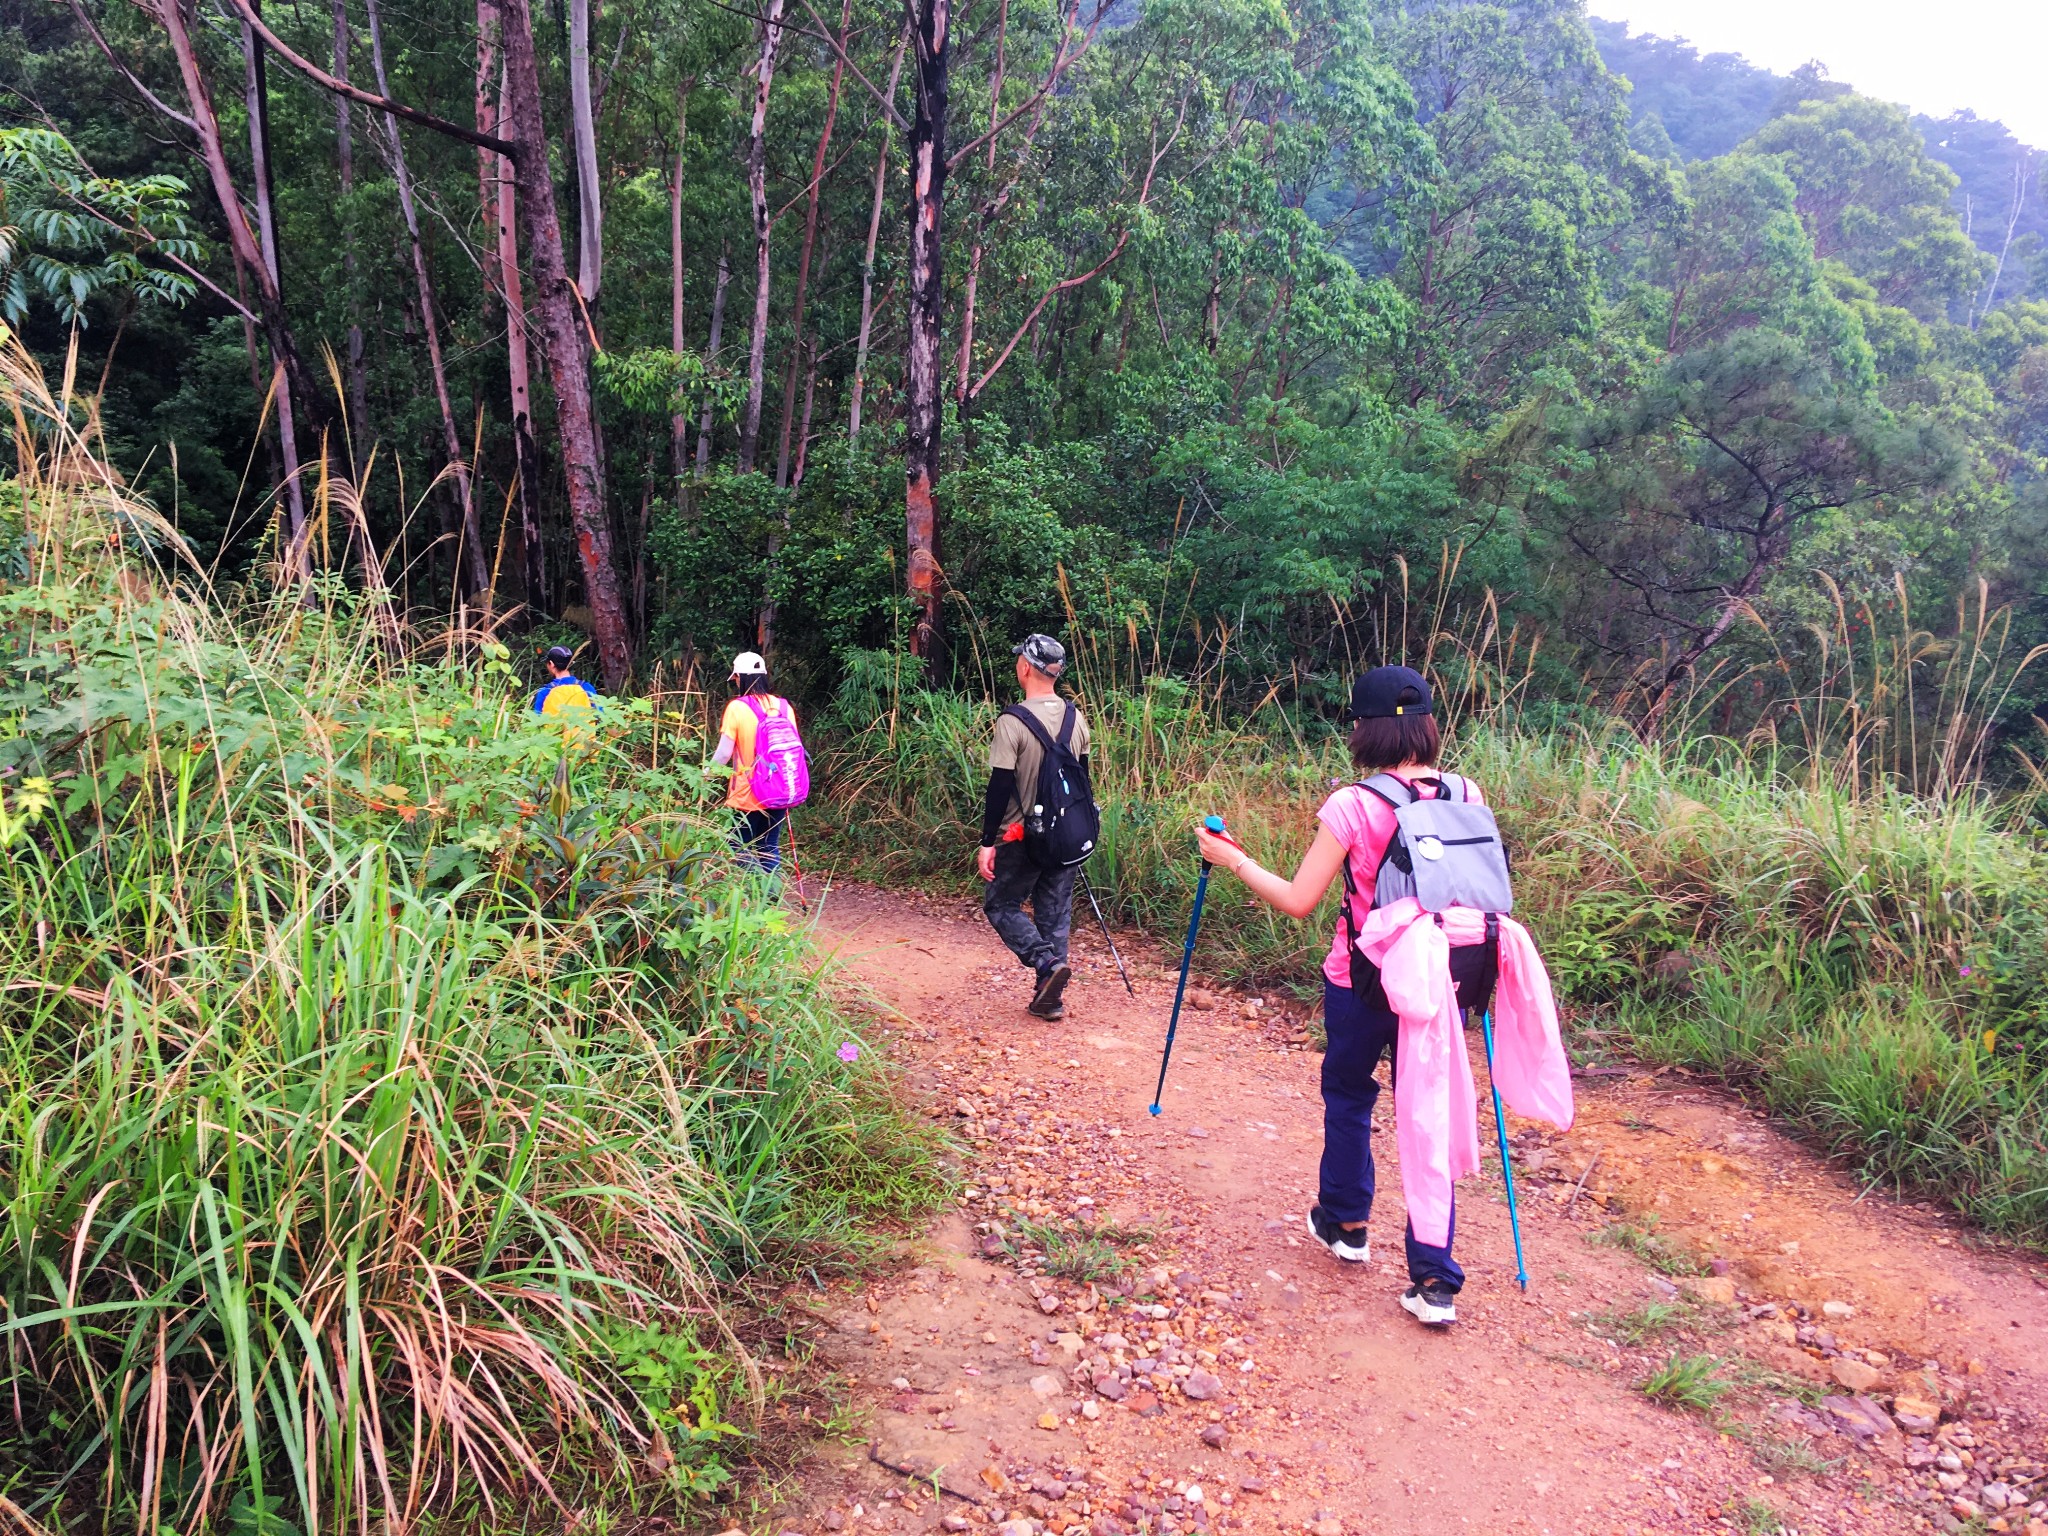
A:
[730, 650, 768, 677]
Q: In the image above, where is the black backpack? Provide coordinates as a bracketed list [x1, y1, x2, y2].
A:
[1003, 702, 1099, 869]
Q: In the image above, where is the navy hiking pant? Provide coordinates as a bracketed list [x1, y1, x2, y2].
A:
[1320, 977, 1465, 1292]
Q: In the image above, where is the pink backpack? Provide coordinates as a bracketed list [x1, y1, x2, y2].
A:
[745, 695, 810, 808]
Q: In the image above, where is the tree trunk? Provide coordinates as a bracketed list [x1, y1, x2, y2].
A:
[792, 334, 819, 486]
[633, 478, 651, 638]
[366, 0, 490, 603]
[903, 0, 950, 660]
[670, 80, 691, 477]
[494, 53, 547, 613]
[848, 25, 908, 446]
[477, 0, 503, 314]
[480, 0, 546, 612]
[951, 0, 1005, 401]
[567, 0, 603, 302]
[240, 1, 312, 566]
[1972, 149, 2031, 326]
[776, 0, 850, 487]
[157, 0, 310, 576]
[333, 0, 370, 463]
[500, 0, 632, 687]
[736, 0, 785, 473]
[1638, 529, 1777, 737]
[695, 250, 730, 477]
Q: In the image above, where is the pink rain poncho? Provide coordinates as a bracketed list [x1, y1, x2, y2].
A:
[1355, 899, 1575, 1248]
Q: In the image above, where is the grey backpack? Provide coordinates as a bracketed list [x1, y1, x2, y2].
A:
[1359, 772, 1513, 915]
[1337, 772, 1512, 1014]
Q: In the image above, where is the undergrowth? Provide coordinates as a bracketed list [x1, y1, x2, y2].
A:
[0, 345, 941, 1531]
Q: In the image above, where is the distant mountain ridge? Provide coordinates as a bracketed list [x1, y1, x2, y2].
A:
[1590, 17, 2043, 302]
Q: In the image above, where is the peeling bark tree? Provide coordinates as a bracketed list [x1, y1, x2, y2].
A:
[903, 0, 950, 659]
[737, 0, 786, 473]
[568, 0, 603, 301]
[479, 1, 547, 612]
[498, 0, 632, 684]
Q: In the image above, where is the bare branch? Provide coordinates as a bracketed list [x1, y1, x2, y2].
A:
[966, 89, 1188, 400]
[946, 0, 1111, 171]
[216, 0, 517, 156]
[689, 0, 908, 130]
[63, 0, 199, 131]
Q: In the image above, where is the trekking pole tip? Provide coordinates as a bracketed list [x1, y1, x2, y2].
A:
[1147, 1103, 1161, 1116]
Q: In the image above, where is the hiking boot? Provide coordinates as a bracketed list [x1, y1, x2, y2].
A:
[1401, 1284, 1458, 1327]
[1028, 963, 1071, 1018]
[1304, 1205, 1371, 1263]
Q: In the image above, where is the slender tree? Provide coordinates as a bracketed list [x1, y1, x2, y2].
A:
[332, 0, 369, 459]
[776, 0, 850, 488]
[239, 0, 312, 557]
[737, 0, 786, 472]
[156, 0, 314, 576]
[848, 25, 908, 445]
[696, 250, 731, 476]
[475, 0, 545, 610]
[568, 0, 603, 301]
[365, 0, 490, 601]
[670, 80, 692, 477]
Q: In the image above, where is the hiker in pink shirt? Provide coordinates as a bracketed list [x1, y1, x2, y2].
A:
[1195, 665, 1492, 1327]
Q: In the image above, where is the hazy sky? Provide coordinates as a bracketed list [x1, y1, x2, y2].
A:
[1591, 0, 2048, 145]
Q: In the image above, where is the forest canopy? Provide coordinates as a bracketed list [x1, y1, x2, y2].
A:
[3, 0, 2045, 740]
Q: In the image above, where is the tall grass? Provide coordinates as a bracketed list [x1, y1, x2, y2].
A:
[0, 342, 938, 1531]
[807, 619, 2048, 1249]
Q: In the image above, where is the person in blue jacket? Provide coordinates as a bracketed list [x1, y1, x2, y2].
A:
[532, 645, 597, 718]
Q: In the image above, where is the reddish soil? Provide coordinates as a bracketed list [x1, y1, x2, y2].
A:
[761, 883, 2047, 1536]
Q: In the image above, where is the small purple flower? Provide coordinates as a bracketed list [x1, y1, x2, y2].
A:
[836, 1041, 860, 1063]
[1960, 966, 1973, 978]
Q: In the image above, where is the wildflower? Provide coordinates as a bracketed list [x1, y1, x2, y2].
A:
[1960, 966, 1973, 977]
[836, 1041, 860, 1063]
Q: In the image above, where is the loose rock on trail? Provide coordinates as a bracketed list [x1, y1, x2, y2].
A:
[760, 884, 2046, 1536]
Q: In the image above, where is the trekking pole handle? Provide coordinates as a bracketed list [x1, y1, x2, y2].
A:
[1198, 814, 1245, 873]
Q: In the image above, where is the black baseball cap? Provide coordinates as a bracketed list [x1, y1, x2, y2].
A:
[1013, 633, 1066, 675]
[543, 645, 575, 666]
[1349, 664, 1433, 720]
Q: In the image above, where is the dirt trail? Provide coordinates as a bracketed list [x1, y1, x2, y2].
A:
[766, 883, 2047, 1536]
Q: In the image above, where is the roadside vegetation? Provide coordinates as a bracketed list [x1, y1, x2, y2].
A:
[0, 346, 941, 1532]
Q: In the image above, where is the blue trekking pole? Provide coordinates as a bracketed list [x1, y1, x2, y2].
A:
[1150, 815, 1230, 1115]
[1479, 1007, 1530, 1290]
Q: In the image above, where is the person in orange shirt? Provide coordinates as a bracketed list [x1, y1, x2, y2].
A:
[710, 651, 800, 872]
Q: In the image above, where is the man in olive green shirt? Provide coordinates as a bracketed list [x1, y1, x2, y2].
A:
[978, 634, 1090, 1019]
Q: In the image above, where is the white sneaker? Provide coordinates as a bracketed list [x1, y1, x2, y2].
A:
[1305, 1206, 1371, 1262]
[1401, 1285, 1458, 1327]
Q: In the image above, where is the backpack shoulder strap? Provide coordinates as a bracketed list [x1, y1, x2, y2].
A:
[1003, 702, 1059, 756]
[1055, 701, 1077, 749]
[744, 693, 770, 722]
[1359, 772, 1414, 810]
